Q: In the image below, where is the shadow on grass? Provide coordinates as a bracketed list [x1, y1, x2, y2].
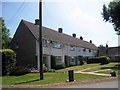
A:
[14, 79, 40, 85]
[101, 64, 120, 70]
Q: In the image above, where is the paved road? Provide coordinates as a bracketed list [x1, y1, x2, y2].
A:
[44, 80, 118, 88]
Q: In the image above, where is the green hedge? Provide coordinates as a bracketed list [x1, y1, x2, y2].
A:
[43, 65, 48, 72]
[10, 66, 30, 76]
[0, 49, 16, 76]
[87, 56, 110, 65]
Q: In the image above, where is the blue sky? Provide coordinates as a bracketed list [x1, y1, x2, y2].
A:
[2, 0, 119, 47]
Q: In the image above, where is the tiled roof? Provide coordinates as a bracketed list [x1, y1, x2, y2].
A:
[22, 20, 98, 50]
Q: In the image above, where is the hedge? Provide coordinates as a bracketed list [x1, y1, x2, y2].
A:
[10, 66, 30, 76]
[87, 56, 110, 65]
[0, 49, 16, 76]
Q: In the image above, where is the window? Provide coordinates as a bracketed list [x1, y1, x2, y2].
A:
[53, 41, 62, 49]
[83, 48, 86, 52]
[89, 49, 91, 52]
[43, 40, 48, 47]
[70, 46, 75, 51]
[70, 57, 75, 63]
[56, 56, 62, 65]
[15, 43, 19, 49]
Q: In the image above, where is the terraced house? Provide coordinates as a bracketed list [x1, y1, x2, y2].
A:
[10, 19, 98, 70]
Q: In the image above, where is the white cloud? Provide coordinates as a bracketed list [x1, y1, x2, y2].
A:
[43, 0, 118, 47]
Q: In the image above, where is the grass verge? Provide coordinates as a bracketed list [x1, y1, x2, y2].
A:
[56, 63, 100, 73]
[2, 73, 108, 85]
[83, 63, 119, 72]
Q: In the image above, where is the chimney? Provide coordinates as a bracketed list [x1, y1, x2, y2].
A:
[90, 40, 92, 43]
[35, 19, 39, 25]
[80, 36, 83, 40]
[58, 28, 63, 33]
[72, 33, 76, 38]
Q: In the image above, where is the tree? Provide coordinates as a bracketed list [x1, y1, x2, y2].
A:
[98, 44, 105, 48]
[102, 1, 120, 35]
[0, 17, 11, 49]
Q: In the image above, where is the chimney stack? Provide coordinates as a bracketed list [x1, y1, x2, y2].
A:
[80, 36, 83, 40]
[90, 40, 92, 43]
[58, 28, 63, 33]
[72, 33, 76, 38]
[35, 19, 39, 25]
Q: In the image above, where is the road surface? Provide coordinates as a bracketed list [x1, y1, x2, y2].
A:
[43, 79, 118, 88]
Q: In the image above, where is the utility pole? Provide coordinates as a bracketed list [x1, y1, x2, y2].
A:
[39, 0, 43, 80]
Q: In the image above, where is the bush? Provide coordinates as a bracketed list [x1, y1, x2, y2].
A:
[43, 65, 48, 72]
[25, 64, 37, 69]
[29, 67, 40, 73]
[87, 56, 110, 65]
[100, 56, 110, 65]
[10, 66, 30, 76]
[48, 69, 56, 72]
[0, 49, 16, 76]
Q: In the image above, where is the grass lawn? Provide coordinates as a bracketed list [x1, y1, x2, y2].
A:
[56, 63, 100, 73]
[2, 73, 108, 85]
[84, 62, 119, 72]
[2, 63, 118, 85]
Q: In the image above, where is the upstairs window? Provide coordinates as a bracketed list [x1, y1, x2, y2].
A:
[70, 46, 75, 51]
[53, 41, 62, 49]
[89, 49, 91, 52]
[83, 48, 86, 52]
[43, 40, 48, 47]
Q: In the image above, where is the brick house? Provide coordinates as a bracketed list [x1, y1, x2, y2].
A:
[99, 46, 120, 62]
[10, 19, 98, 69]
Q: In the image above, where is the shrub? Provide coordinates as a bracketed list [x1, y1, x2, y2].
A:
[48, 69, 56, 72]
[10, 66, 30, 76]
[87, 57, 100, 64]
[100, 56, 110, 65]
[87, 56, 110, 65]
[43, 65, 48, 72]
[0, 49, 16, 76]
[29, 67, 39, 73]
[25, 64, 37, 69]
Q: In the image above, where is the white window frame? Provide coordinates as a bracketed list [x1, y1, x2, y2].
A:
[70, 57, 75, 63]
[56, 56, 62, 65]
[43, 40, 48, 47]
[53, 41, 62, 49]
[70, 46, 75, 51]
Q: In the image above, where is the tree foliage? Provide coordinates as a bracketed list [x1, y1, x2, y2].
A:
[102, 1, 120, 34]
[0, 17, 11, 49]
